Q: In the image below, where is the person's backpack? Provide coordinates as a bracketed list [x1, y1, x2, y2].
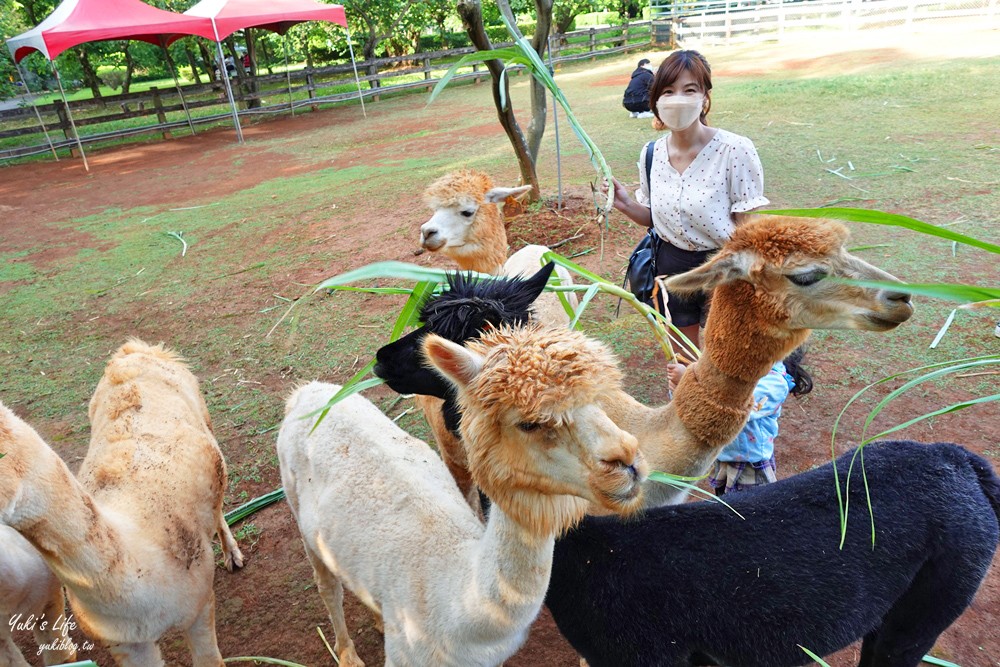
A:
[624, 141, 660, 306]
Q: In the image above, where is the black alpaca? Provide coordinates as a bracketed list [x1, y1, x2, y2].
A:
[374, 261, 554, 436]
[546, 439, 1000, 667]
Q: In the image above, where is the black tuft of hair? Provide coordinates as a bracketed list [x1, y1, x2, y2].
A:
[783, 346, 813, 397]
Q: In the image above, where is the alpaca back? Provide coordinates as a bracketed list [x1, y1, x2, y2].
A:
[502, 244, 578, 328]
[277, 383, 484, 607]
[547, 440, 999, 667]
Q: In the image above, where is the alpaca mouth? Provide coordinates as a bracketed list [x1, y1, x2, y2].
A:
[421, 237, 446, 251]
[865, 313, 909, 330]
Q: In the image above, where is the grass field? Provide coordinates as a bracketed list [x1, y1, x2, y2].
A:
[0, 29, 998, 665]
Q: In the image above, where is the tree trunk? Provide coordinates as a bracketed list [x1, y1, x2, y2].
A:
[244, 29, 261, 108]
[122, 43, 135, 94]
[184, 45, 203, 84]
[457, 0, 540, 201]
[75, 48, 104, 104]
[496, 0, 551, 167]
[198, 41, 217, 83]
[302, 35, 314, 69]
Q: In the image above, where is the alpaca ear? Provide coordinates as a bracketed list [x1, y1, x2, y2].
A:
[423, 335, 484, 389]
[484, 185, 533, 204]
[665, 251, 752, 294]
[521, 262, 556, 299]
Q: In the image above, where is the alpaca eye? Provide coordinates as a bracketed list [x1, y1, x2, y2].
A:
[787, 271, 826, 287]
[461, 210, 475, 218]
[517, 421, 542, 433]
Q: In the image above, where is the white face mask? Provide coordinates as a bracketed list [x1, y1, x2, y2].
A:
[656, 94, 704, 131]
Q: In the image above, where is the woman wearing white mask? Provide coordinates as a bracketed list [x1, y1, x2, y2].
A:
[609, 50, 768, 357]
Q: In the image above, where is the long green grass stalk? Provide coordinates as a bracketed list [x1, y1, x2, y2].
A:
[224, 488, 286, 526]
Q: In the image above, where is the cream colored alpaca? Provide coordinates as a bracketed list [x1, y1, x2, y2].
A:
[0, 340, 244, 667]
[277, 325, 646, 667]
[607, 215, 914, 506]
[417, 169, 580, 511]
[0, 526, 76, 667]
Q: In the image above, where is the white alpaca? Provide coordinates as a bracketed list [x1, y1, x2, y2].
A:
[0, 527, 76, 667]
[0, 340, 244, 666]
[277, 325, 646, 667]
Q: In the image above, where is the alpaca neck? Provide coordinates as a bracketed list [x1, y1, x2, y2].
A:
[450, 206, 509, 274]
[605, 281, 809, 498]
[469, 503, 556, 637]
[671, 280, 810, 464]
[6, 440, 130, 599]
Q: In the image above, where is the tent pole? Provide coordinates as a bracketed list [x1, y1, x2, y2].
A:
[344, 24, 365, 118]
[283, 35, 294, 116]
[50, 60, 88, 172]
[15, 61, 59, 161]
[160, 39, 196, 135]
[212, 20, 244, 144]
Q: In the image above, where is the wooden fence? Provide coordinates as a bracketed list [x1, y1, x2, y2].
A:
[651, 0, 996, 46]
[0, 21, 653, 162]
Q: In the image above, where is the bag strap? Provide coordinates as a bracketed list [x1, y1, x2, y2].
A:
[644, 140, 655, 200]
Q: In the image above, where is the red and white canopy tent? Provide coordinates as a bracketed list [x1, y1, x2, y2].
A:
[179, 0, 359, 144]
[6, 0, 358, 167]
[6, 0, 218, 170]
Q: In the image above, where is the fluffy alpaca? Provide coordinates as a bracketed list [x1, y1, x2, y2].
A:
[377, 215, 914, 508]
[419, 169, 578, 329]
[417, 170, 580, 513]
[277, 325, 647, 667]
[0, 340, 243, 666]
[0, 526, 76, 667]
[375, 263, 556, 507]
[546, 439, 1000, 667]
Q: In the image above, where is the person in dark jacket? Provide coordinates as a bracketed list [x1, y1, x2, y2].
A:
[622, 58, 655, 118]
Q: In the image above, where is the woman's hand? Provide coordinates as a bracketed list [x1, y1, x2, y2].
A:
[603, 177, 633, 213]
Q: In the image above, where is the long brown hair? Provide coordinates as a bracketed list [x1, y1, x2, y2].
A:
[649, 50, 713, 127]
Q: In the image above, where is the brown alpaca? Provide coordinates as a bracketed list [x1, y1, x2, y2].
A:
[607, 215, 913, 506]
[417, 169, 580, 511]
[277, 324, 645, 666]
[0, 340, 243, 666]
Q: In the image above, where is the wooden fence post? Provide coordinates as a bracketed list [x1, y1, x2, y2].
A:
[368, 61, 381, 102]
[150, 87, 171, 140]
[305, 71, 319, 112]
[589, 28, 596, 61]
[423, 56, 433, 92]
[620, 21, 629, 47]
[472, 62, 481, 84]
[53, 99, 78, 157]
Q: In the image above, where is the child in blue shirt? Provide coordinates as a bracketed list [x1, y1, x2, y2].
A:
[669, 347, 812, 495]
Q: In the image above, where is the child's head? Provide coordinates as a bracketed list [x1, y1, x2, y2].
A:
[783, 347, 813, 397]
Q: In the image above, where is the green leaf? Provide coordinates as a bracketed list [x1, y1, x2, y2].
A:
[798, 645, 832, 666]
[305, 361, 384, 433]
[224, 489, 286, 526]
[499, 66, 508, 111]
[390, 280, 437, 342]
[832, 279, 1000, 305]
[316, 261, 469, 290]
[861, 393, 1000, 444]
[767, 208, 1000, 254]
[568, 282, 601, 330]
[647, 471, 745, 519]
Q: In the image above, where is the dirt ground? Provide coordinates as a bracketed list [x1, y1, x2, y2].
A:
[2, 31, 998, 667]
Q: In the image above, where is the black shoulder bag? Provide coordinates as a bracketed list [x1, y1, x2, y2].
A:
[624, 141, 660, 306]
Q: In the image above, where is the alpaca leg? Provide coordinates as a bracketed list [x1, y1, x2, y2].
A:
[857, 557, 986, 667]
[216, 511, 245, 572]
[107, 641, 165, 667]
[304, 544, 366, 667]
[0, 621, 33, 667]
[34, 582, 78, 665]
[183, 595, 226, 667]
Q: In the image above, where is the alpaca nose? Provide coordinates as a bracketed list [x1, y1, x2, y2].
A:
[884, 288, 911, 304]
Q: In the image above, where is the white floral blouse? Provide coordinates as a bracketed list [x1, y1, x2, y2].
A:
[635, 128, 769, 251]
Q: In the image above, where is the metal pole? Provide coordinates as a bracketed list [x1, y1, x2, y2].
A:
[160, 41, 197, 135]
[15, 61, 59, 160]
[212, 19, 244, 143]
[283, 35, 294, 115]
[547, 35, 562, 209]
[344, 24, 366, 118]
[50, 61, 88, 172]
